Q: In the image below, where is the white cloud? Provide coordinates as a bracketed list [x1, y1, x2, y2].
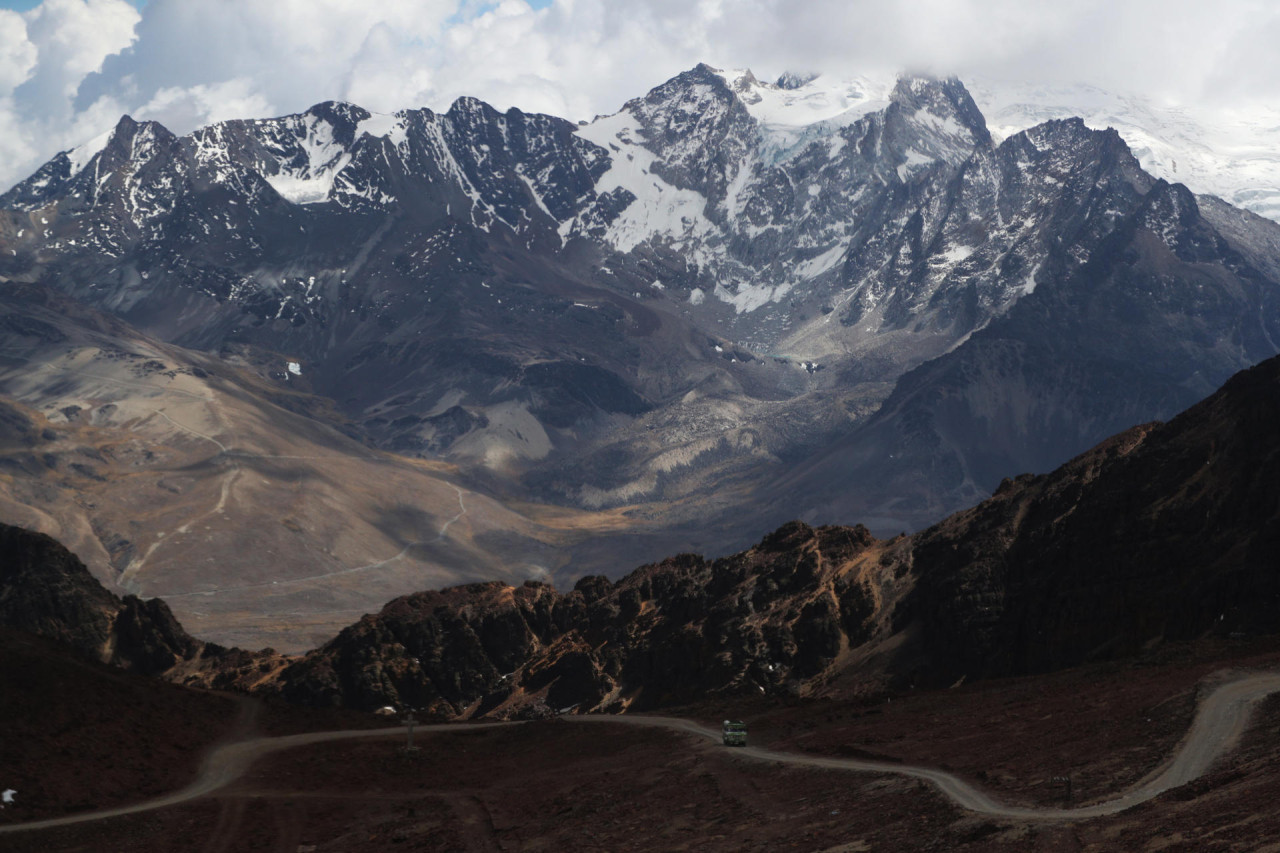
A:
[0, 11, 38, 93]
[2, 0, 1279, 192]
[75, 0, 459, 113]
[20, 0, 139, 102]
[135, 79, 275, 131]
[0, 0, 138, 192]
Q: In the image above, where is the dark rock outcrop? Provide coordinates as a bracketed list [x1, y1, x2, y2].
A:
[271, 354, 1280, 714]
[276, 523, 888, 714]
[0, 523, 205, 675]
[895, 352, 1280, 685]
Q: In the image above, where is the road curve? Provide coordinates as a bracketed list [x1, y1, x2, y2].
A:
[4, 671, 1279, 833]
[0, 722, 511, 835]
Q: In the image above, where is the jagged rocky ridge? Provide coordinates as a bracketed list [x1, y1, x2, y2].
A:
[1, 354, 1277, 714]
[4, 64, 1278, 550]
[779, 160, 1280, 530]
[263, 353, 1280, 714]
[274, 522, 887, 716]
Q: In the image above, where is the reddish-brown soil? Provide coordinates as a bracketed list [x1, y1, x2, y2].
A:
[3, 721, 968, 852]
[251, 696, 394, 738]
[725, 637, 1280, 809]
[0, 629, 240, 822]
[6, 633, 1280, 851]
[0, 630, 390, 824]
[1092, 692, 1280, 851]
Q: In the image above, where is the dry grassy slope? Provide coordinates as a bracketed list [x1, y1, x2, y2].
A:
[0, 286, 655, 652]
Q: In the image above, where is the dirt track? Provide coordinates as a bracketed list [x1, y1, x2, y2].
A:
[5, 670, 1279, 835]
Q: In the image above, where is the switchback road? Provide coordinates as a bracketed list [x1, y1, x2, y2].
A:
[4, 670, 1280, 834]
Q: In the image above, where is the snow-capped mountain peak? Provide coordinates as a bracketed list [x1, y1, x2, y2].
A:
[65, 127, 116, 181]
[710, 66, 896, 129]
[969, 78, 1280, 223]
[3, 63, 1275, 358]
[249, 103, 369, 205]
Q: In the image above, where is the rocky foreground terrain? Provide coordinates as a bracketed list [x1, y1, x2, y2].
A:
[5, 618, 1280, 851]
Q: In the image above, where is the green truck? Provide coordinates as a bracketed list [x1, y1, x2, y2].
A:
[722, 720, 748, 746]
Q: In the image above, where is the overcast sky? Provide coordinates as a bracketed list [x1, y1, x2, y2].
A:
[1, 0, 1277, 191]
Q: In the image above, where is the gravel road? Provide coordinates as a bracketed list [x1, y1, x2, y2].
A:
[5, 671, 1279, 834]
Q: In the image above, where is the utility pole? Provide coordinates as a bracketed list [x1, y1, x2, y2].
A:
[402, 708, 421, 755]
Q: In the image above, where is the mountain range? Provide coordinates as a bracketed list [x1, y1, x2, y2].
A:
[2, 63, 1279, 649]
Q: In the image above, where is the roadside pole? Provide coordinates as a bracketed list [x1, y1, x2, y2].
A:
[402, 709, 421, 756]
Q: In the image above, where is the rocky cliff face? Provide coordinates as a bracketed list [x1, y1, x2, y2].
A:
[274, 521, 893, 715]
[0, 523, 204, 675]
[270, 353, 1280, 713]
[776, 155, 1280, 532]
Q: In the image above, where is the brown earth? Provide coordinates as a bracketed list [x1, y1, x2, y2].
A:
[0, 629, 240, 823]
[2, 711, 964, 853]
[6, 631, 1280, 851]
[0, 629, 383, 825]
[0, 282, 669, 653]
[702, 635, 1280, 810]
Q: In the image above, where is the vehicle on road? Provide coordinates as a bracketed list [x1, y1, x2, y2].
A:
[722, 720, 747, 746]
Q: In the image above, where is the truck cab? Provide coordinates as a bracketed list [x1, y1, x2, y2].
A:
[722, 719, 747, 746]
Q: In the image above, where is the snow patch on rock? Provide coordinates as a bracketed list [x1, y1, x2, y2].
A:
[66, 128, 115, 178]
[575, 110, 717, 253]
[263, 114, 353, 205]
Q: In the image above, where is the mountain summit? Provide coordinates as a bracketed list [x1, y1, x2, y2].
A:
[2, 65, 1279, 648]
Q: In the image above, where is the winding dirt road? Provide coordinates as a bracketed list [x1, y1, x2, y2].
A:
[582, 670, 1280, 820]
[5, 671, 1280, 835]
